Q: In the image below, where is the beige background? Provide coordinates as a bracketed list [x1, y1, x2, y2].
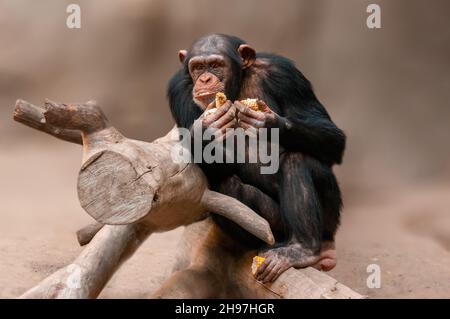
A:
[0, 0, 449, 298]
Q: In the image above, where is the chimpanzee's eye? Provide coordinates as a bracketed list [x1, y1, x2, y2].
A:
[190, 63, 203, 74]
[210, 62, 220, 69]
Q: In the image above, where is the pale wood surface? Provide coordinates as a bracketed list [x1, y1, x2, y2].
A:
[155, 219, 364, 299]
[76, 222, 104, 246]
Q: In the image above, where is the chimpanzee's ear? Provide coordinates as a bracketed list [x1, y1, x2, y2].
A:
[178, 50, 188, 63]
[238, 44, 256, 69]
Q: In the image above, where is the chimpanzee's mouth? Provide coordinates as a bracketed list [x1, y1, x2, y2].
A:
[194, 91, 216, 99]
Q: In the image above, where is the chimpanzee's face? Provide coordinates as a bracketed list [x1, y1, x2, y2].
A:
[177, 39, 255, 110]
[188, 54, 230, 109]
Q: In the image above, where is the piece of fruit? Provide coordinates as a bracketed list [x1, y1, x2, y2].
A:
[251, 256, 266, 275]
[215, 92, 227, 108]
[240, 98, 260, 111]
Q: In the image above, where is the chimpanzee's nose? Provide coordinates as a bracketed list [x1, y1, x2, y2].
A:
[199, 74, 212, 84]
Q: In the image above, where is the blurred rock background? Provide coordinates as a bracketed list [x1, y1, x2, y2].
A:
[1, 0, 449, 298]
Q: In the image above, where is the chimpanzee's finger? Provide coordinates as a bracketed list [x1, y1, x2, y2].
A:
[237, 120, 251, 130]
[214, 123, 237, 144]
[216, 100, 232, 113]
[263, 264, 283, 283]
[220, 118, 237, 133]
[207, 117, 236, 138]
[234, 101, 265, 120]
[256, 258, 274, 278]
[203, 102, 232, 126]
[257, 100, 271, 112]
[210, 119, 237, 141]
[257, 259, 277, 282]
[255, 258, 269, 277]
[206, 100, 216, 110]
[237, 112, 265, 128]
[237, 122, 258, 138]
[209, 101, 232, 120]
[237, 118, 258, 130]
[211, 104, 236, 129]
[222, 100, 232, 108]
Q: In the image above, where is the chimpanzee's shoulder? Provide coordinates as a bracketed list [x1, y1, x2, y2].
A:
[255, 52, 300, 75]
[253, 53, 312, 97]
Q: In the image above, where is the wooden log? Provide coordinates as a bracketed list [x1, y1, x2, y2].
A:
[20, 223, 151, 298]
[201, 191, 275, 245]
[234, 255, 365, 299]
[14, 99, 275, 299]
[76, 222, 104, 246]
[43, 99, 108, 133]
[13, 99, 82, 145]
[15, 98, 361, 299]
[155, 219, 364, 299]
[13, 99, 274, 245]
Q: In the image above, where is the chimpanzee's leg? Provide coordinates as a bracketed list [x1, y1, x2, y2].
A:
[212, 174, 285, 247]
[311, 241, 337, 271]
[255, 153, 341, 283]
[309, 157, 342, 271]
[218, 175, 282, 230]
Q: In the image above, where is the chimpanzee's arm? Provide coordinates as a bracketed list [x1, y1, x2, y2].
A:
[260, 54, 346, 166]
[275, 101, 346, 166]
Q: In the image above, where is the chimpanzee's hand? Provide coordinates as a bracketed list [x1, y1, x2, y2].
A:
[254, 248, 293, 283]
[194, 100, 237, 140]
[235, 100, 278, 130]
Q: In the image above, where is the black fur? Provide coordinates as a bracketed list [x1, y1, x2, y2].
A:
[257, 53, 346, 165]
[167, 34, 345, 255]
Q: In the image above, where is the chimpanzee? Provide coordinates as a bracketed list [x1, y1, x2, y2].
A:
[167, 34, 346, 283]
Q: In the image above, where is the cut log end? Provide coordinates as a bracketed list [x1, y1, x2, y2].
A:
[77, 150, 154, 225]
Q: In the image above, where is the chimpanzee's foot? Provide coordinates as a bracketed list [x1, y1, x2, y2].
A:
[255, 241, 337, 282]
[255, 244, 318, 283]
[311, 241, 337, 271]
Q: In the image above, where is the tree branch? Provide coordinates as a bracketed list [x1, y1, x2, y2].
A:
[13, 99, 82, 145]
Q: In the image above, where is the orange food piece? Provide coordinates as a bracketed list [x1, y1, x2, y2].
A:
[215, 92, 227, 108]
[251, 256, 266, 275]
[240, 98, 261, 111]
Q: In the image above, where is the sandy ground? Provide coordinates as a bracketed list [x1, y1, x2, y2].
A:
[1, 140, 449, 298]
